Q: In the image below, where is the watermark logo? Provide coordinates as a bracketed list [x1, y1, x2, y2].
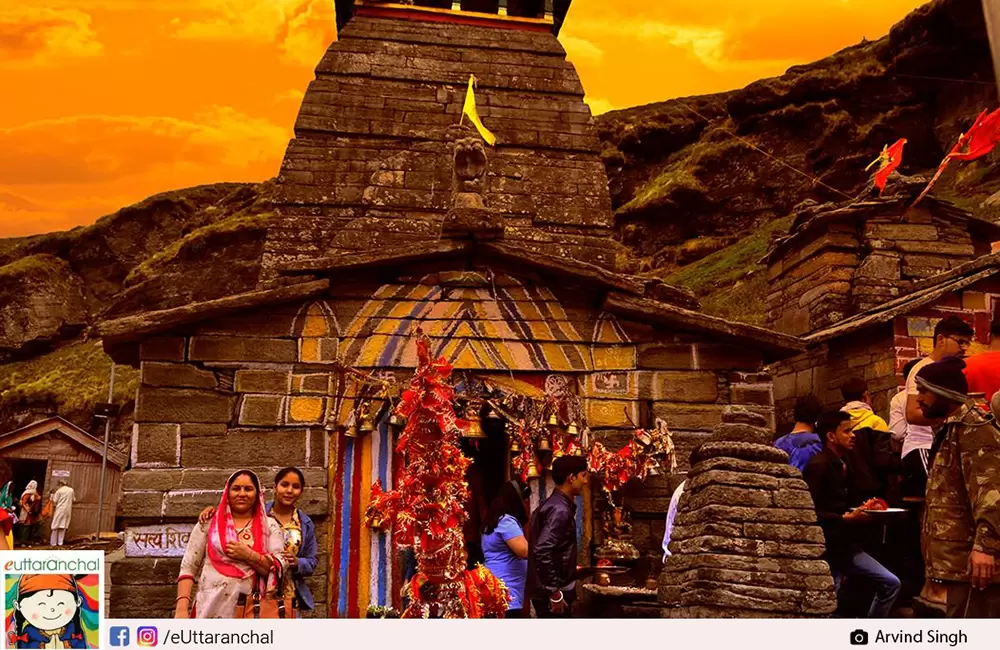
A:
[2, 551, 103, 650]
[137, 626, 158, 647]
[110, 626, 130, 647]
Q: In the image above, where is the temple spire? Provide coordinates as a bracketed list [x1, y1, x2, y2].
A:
[338, 0, 572, 35]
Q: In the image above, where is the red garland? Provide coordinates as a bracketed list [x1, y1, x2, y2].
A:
[364, 335, 507, 617]
[587, 429, 663, 502]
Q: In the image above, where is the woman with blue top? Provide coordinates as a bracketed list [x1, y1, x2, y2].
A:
[481, 479, 531, 618]
[199, 467, 318, 616]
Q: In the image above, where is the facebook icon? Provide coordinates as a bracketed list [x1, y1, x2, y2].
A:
[110, 626, 130, 647]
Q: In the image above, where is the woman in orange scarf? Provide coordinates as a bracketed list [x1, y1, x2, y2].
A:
[174, 470, 285, 618]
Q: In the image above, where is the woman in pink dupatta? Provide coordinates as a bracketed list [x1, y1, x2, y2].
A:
[174, 470, 285, 618]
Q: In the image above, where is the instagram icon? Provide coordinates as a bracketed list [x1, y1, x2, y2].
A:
[137, 626, 159, 647]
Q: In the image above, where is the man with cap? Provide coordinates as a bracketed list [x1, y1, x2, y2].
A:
[916, 356, 1000, 617]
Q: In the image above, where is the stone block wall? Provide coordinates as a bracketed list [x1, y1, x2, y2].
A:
[584, 342, 775, 563]
[772, 279, 1000, 431]
[765, 228, 860, 336]
[114, 326, 332, 619]
[113, 266, 781, 617]
[772, 325, 895, 431]
[893, 288, 998, 364]
[766, 203, 989, 337]
[854, 210, 984, 313]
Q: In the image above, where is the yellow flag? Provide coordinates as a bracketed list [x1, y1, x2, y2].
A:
[460, 74, 497, 146]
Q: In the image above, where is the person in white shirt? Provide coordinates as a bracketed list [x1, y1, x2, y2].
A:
[50, 481, 76, 546]
[888, 359, 921, 452]
[661, 480, 685, 562]
[903, 317, 974, 488]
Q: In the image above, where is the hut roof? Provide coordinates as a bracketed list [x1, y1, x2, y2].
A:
[804, 251, 1000, 345]
[0, 416, 127, 467]
[761, 194, 1000, 267]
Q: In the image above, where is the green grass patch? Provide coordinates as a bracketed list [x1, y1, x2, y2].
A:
[618, 136, 752, 216]
[664, 216, 793, 296]
[0, 254, 70, 281]
[0, 340, 139, 417]
[699, 272, 770, 327]
[125, 212, 272, 286]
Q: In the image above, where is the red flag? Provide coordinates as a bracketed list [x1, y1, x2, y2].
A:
[872, 138, 907, 195]
[948, 107, 1000, 161]
[912, 108, 998, 207]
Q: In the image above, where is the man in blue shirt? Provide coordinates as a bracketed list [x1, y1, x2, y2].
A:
[775, 395, 824, 472]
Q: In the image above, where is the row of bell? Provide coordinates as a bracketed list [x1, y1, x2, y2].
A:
[517, 438, 585, 479]
[460, 403, 504, 439]
[344, 406, 407, 438]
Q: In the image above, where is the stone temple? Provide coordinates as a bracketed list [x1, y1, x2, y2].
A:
[101, 1, 812, 618]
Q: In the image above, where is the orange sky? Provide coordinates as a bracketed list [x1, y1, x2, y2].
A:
[0, 0, 928, 238]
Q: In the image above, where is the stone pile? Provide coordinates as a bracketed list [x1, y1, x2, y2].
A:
[658, 406, 837, 618]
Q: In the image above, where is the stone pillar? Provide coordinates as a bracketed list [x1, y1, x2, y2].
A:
[658, 407, 836, 617]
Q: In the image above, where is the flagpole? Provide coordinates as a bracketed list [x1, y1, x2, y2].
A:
[983, 0, 1000, 101]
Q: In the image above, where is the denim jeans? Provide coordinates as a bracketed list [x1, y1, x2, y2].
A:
[833, 551, 901, 618]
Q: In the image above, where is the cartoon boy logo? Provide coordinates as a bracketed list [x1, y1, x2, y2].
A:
[7, 575, 89, 649]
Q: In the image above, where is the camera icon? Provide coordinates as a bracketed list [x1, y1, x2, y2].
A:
[850, 630, 869, 646]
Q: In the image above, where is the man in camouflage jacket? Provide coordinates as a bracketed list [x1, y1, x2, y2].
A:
[915, 357, 1000, 617]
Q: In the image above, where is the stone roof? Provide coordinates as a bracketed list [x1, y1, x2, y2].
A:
[98, 242, 805, 360]
[762, 192, 1000, 267]
[266, 5, 619, 276]
[804, 251, 1000, 344]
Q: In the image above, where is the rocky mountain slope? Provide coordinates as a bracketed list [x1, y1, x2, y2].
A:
[0, 0, 997, 442]
[597, 0, 1000, 323]
[0, 182, 275, 443]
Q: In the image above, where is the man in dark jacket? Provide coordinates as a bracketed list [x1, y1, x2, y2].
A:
[527, 455, 588, 617]
[916, 357, 1000, 617]
[804, 410, 900, 617]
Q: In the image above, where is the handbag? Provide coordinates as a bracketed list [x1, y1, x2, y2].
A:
[233, 570, 296, 619]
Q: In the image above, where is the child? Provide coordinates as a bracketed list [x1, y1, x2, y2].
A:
[8, 575, 88, 649]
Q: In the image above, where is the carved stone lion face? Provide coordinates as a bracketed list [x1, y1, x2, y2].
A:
[453, 137, 488, 183]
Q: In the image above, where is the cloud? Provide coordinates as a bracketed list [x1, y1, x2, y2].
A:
[0, 7, 103, 67]
[169, 0, 337, 66]
[0, 107, 288, 236]
[561, 34, 603, 65]
[273, 88, 305, 106]
[0, 190, 121, 236]
[0, 107, 287, 186]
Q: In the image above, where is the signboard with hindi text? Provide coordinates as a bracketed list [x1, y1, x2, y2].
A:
[124, 524, 195, 557]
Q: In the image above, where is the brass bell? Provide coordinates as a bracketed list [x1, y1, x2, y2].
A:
[358, 402, 375, 434]
[537, 436, 551, 453]
[566, 421, 579, 436]
[572, 445, 584, 457]
[463, 415, 487, 439]
[547, 412, 559, 428]
[345, 421, 360, 438]
[510, 439, 521, 454]
[525, 456, 541, 479]
[484, 406, 503, 422]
